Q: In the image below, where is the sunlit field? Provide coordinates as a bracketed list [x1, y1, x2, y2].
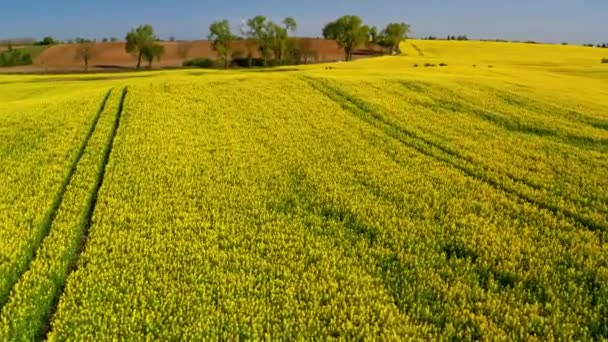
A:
[1, 40, 607, 340]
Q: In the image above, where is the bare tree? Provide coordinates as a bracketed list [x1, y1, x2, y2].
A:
[177, 41, 193, 60]
[74, 38, 96, 71]
[298, 38, 317, 64]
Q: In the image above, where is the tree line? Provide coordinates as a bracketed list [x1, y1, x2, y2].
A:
[17, 15, 410, 70]
[120, 15, 409, 69]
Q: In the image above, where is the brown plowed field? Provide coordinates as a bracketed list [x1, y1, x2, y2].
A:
[1, 39, 383, 72]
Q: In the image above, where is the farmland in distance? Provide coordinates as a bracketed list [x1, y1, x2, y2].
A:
[0, 40, 607, 340]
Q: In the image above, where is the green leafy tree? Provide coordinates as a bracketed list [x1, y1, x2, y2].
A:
[141, 43, 165, 69]
[369, 26, 379, 43]
[379, 22, 410, 54]
[267, 22, 286, 65]
[125, 24, 159, 68]
[208, 20, 236, 69]
[322, 15, 370, 61]
[247, 15, 272, 66]
[283, 17, 297, 34]
[35, 36, 57, 46]
[281, 17, 298, 64]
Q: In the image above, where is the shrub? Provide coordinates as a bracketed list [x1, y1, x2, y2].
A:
[601, 58, 608, 64]
[231, 57, 265, 68]
[439, 63, 448, 67]
[0, 49, 33, 67]
[183, 58, 215, 68]
[35, 36, 58, 46]
[413, 64, 418, 67]
[424, 63, 436, 67]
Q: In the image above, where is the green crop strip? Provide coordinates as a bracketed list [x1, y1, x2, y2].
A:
[303, 76, 608, 235]
[0, 89, 112, 311]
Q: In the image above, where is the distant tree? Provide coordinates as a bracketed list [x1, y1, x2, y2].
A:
[110, 37, 119, 42]
[125, 24, 159, 68]
[7, 42, 12, 51]
[74, 38, 96, 71]
[169, 36, 176, 42]
[240, 20, 256, 67]
[283, 17, 297, 34]
[266, 22, 286, 65]
[282, 17, 298, 64]
[322, 15, 370, 61]
[177, 41, 193, 59]
[369, 26, 379, 43]
[247, 15, 273, 66]
[209, 19, 237, 69]
[102, 38, 109, 43]
[297, 38, 317, 64]
[141, 43, 165, 68]
[37, 36, 57, 45]
[231, 49, 244, 60]
[378, 22, 410, 54]
[266, 17, 298, 65]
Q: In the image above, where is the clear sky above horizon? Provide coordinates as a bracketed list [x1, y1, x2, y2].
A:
[1, 0, 606, 44]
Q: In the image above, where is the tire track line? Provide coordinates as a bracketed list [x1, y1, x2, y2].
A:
[302, 76, 607, 235]
[0, 89, 112, 311]
[41, 87, 128, 340]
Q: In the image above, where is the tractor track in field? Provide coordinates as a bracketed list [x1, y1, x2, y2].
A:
[41, 87, 128, 340]
[0, 89, 112, 312]
[302, 76, 608, 236]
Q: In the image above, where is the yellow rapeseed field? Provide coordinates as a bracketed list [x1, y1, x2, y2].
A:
[0, 40, 607, 340]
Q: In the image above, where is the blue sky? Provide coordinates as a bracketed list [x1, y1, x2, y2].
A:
[1, 0, 606, 44]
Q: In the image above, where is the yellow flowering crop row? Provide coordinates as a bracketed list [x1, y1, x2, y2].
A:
[0, 85, 110, 308]
[1, 40, 607, 339]
[41, 77, 607, 340]
[0, 88, 124, 340]
[312, 76, 608, 232]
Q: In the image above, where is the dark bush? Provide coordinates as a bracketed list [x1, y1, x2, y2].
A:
[231, 57, 265, 68]
[601, 58, 608, 64]
[183, 58, 215, 68]
[413, 64, 418, 67]
[0, 49, 33, 67]
[424, 63, 436, 67]
[439, 63, 448, 67]
[34, 36, 58, 46]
